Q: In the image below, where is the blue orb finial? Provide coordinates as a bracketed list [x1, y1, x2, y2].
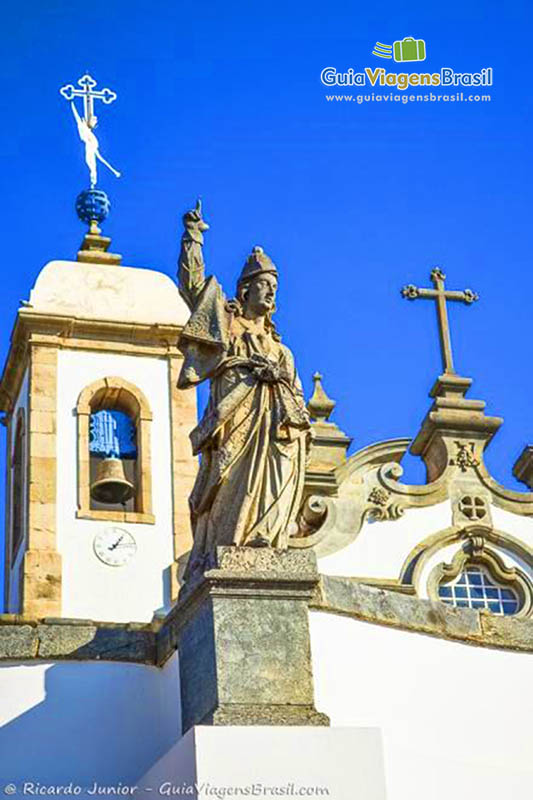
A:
[76, 188, 110, 227]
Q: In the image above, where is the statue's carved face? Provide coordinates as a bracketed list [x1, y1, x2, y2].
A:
[243, 273, 278, 317]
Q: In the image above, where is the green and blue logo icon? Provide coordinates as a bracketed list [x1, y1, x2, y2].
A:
[372, 42, 393, 59]
[373, 37, 427, 62]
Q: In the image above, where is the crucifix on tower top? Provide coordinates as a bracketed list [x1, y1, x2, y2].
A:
[60, 72, 121, 190]
[60, 73, 117, 129]
[401, 267, 479, 375]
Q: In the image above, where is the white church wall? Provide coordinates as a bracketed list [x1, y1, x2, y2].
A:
[0, 653, 182, 788]
[56, 350, 175, 622]
[491, 505, 533, 549]
[7, 368, 29, 613]
[310, 610, 533, 800]
[317, 501, 451, 580]
[139, 725, 387, 800]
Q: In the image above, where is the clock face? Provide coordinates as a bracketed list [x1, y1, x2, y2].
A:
[93, 527, 137, 567]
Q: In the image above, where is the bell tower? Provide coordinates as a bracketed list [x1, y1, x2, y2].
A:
[0, 190, 197, 621]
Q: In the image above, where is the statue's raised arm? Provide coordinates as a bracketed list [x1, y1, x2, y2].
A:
[176, 201, 229, 390]
[178, 199, 210, 310]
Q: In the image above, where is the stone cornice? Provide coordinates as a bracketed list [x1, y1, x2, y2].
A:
[3, 577, 533, 665]
[0, 615, 156, 663]
[311, 576, 533, 653]
[336, 438, 411, 487]
[0, 310, 183, 414]
[473, 463, 533, 515]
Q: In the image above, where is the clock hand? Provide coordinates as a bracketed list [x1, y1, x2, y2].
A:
[109, 535, 124, 551]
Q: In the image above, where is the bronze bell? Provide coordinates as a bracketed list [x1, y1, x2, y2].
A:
[90, 457, 135, 504]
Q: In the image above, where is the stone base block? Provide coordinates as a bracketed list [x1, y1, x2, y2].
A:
[173, 547, 328, 732]
[206, 703, 329, 726]
[139, 726, 387, 800]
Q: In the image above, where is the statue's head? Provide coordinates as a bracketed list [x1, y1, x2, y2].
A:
[240, 272, 278, 317]
[237, 246, 278, 317]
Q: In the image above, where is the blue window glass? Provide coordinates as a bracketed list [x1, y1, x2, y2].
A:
[438, 566, 521, 617]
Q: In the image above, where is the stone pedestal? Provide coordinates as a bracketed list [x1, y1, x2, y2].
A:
[168, 547, 329, 733]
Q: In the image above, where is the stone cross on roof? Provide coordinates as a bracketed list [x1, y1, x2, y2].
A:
[402, 267, 479, 375]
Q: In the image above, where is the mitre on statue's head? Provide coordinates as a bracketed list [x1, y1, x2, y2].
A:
[237, 246, 278, 287]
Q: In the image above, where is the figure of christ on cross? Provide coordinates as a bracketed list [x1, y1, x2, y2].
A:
[60, 74, 121, 188]
[70, 102, 121, 188]
[402, 267, 479, 375]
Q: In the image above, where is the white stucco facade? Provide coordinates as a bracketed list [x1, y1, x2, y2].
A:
[317, 497, 533, 602]
[0, 652, 386, 798]
[140, 726, 387, 800]
[310, 610, 533, 800]
[318, 501, 452, 579]
[56, 349, 176, 622]
[0, 654, 181, 788]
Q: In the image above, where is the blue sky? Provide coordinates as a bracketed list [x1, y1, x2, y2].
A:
[1, 0, 532, 598]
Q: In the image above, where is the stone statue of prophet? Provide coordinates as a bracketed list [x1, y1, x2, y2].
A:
[177, 200, 310, 579]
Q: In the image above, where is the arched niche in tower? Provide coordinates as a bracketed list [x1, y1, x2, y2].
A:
[89, 408, 137, 512]
[76, 377, 154, 524]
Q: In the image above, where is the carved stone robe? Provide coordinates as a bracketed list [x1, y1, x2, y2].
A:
[178, 276, 310, 576]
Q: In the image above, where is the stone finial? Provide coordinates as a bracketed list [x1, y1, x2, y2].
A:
[307, 372, 336, 421]
[76, 188, 122, 266]
[305, 373, 351, 495]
